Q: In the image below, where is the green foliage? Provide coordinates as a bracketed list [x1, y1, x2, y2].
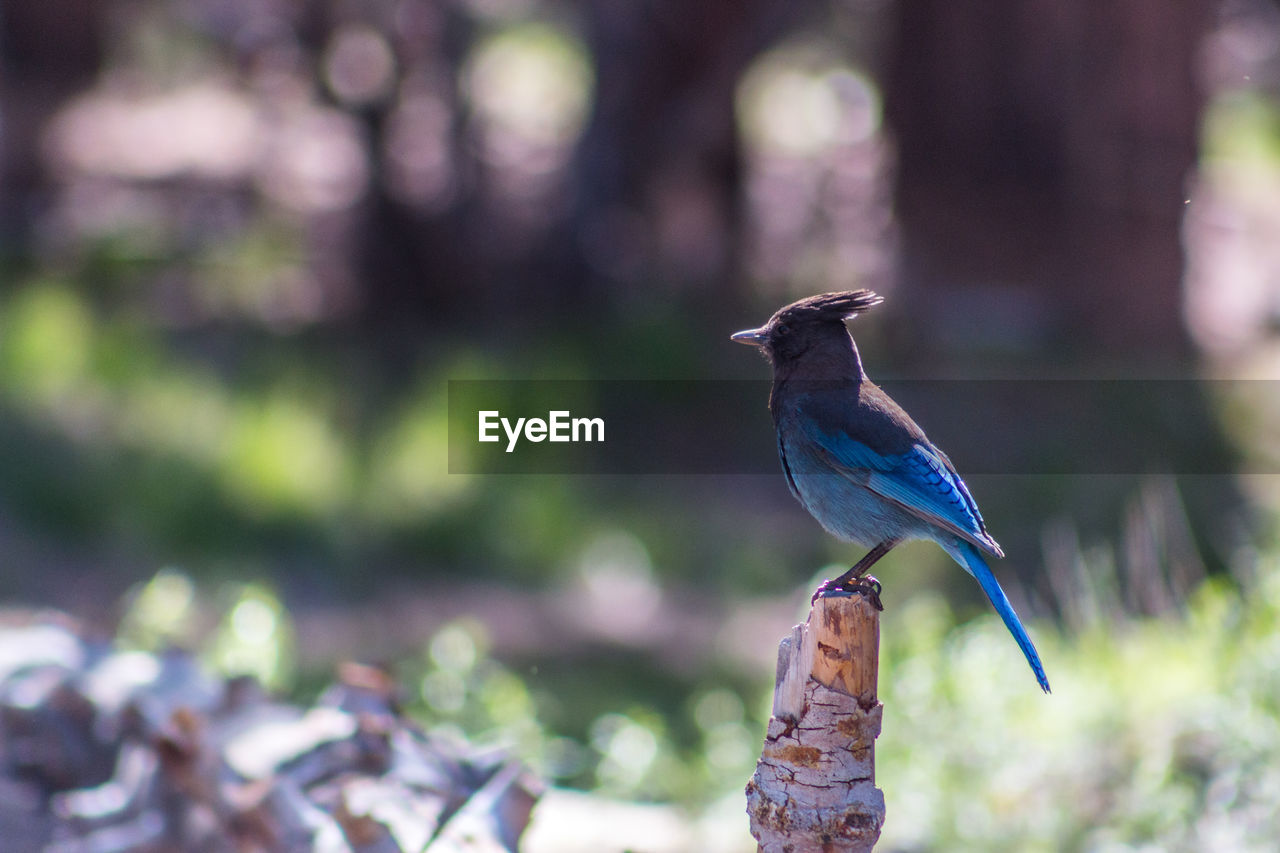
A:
[0, 281, 578, 581]
[109, 551, 1280, 848]
[874, 576, 1280, 851]
[119, 569, 296, 692]
[389, 561, 1280, 849]
[117, 568, 201, 649]
[397, 617, 765, 806]
[0, 276, 786, 594]
[1202, 92, 1280, 168]
[206, 582, 297, 692]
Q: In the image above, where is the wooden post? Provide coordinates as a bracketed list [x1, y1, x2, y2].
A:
[745, 592, 885, 852]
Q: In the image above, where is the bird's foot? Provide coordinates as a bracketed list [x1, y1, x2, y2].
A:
[812, 574, 883, 611]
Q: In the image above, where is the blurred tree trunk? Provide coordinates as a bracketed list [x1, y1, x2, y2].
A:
[540, 0, 818, 323]
[884, 0, 1212, 360]
[300, 0, 481, 338]
[351, 0, 818, 334]
[311, 0, 822, 340]
[568, 1, 773, 305]
[0, 0, 106, 267]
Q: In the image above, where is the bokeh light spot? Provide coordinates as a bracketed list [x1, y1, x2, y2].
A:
[324, 25, 397, 106]
[462, 23, 592, 171]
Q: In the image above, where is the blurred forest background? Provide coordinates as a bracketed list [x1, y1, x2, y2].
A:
[5, 0, 1280, 849]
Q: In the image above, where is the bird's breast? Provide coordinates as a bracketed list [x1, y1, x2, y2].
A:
[777, 429, 913, 548]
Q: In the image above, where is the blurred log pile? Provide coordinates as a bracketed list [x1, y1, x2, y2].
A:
[0, 613, 541, 852]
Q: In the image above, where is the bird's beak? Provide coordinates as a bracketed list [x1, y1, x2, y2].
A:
[731, 327, 768, 347]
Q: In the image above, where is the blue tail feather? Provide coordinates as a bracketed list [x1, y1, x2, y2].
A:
[955, 541, 1051, 693]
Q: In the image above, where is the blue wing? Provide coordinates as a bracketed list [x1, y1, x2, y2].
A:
[796, 414, 1003, 558]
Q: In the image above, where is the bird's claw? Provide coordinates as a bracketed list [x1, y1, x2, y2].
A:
[858, 575, 885, 611]
[812, 574, 884, 611]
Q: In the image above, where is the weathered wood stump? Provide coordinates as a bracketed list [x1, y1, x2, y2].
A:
[745, 591, 885, 852]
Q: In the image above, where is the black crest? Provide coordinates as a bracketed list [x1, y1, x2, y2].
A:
[770, 290, 884, 326]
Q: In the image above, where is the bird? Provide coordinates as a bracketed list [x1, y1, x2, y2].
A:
[731, 290, 1050, 693]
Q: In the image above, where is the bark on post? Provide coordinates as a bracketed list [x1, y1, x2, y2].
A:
[745, 591, 885, 852]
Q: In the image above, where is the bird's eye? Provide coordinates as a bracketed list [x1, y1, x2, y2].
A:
[775, 323, 790, 336]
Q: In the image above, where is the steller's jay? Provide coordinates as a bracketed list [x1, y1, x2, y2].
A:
[732, 290, 1050, 693]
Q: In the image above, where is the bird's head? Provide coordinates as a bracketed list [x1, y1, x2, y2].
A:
[731, 290, 883, 365]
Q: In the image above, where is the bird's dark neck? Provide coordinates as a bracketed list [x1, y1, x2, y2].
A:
[769, 328, 865, 415]
[776, 329, 866, 383]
